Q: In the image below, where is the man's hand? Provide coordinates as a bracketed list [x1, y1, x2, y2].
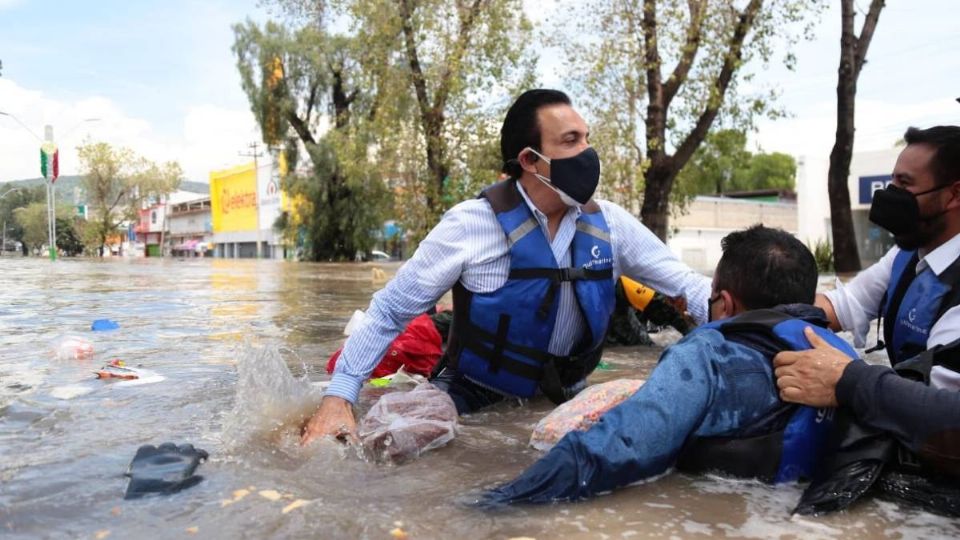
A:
[773, 326, 852, 408]
[300, 395, 358, 446]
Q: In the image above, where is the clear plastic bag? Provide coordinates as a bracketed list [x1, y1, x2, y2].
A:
[52, 335, 95, 360]
[530, 379, 644, 451]
[359, 383, 458, 464]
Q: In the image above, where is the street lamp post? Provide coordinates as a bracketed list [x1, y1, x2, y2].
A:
[0, 112, 99, 260]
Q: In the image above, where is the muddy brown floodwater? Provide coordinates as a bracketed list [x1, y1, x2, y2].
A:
[0, 257, 956, 539]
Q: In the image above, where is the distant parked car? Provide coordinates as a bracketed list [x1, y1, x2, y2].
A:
[371, 250, 392, 261]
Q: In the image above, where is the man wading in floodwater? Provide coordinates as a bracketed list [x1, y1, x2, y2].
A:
[481, 226, 860, 505]
[301, 89, 710, 445]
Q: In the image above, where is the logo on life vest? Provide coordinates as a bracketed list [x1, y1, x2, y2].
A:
[908, 308, 917, 323]
[583, 251, 612, 269]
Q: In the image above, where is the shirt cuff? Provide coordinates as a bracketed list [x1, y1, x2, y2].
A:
[824, 282, 871, 348]
[325, 372, 365, 405]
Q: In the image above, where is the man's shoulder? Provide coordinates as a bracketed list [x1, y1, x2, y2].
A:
[592, 199, 646, 231]
[438, 197, 497, 225]
[665, 324, 772, 362]
[656, 327, 769, 382]
[660, 327, 728, 359]
[593, 199, 630, 216]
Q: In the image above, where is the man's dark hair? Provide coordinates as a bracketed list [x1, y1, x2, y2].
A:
[903, 125, 960, 186]
[714, 225, 817, 310]
[500, 89, 572, 177]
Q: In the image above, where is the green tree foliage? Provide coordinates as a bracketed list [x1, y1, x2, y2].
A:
[56, 216, 85, 256]
[351, 0, 536, 235]
[550, 0, 823, 239]
[745, 152, 795, 191]
[233, 17, 389, 260]
[13, 202, 49, 254]
[236, 1, 535, 253]
[12, 201, 79, 255]
[77, 142, 182, 256]
[675, 128, 795, 201]
[0, 185, 46, 254]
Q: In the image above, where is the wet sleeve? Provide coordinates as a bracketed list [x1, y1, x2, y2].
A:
[837, 361, 960, 460]
[483, 340, 716, 504]
[326, 207, 469, 404]
[600, 201, 711, 325]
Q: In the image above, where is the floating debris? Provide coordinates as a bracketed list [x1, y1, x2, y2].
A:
[281, 499, 309, 514]
[258, 489, 282, 501]
[221, 488, 252, 507]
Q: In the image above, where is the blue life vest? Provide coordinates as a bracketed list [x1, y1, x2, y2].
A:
[445, 180, 615, 403]
[881, 249, 960, 365]
[678, 308, 860, 483]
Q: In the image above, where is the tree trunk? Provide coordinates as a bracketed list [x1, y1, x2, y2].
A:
[827, 0, 884, 274]
[637, 0, 761, 241]
[425, 118, 448, 212]
[640, 161, 676, 240]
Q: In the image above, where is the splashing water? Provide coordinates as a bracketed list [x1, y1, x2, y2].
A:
[221, 344, 323, 455]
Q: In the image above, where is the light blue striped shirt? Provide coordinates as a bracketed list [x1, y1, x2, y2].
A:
[327, 184, 711, 404]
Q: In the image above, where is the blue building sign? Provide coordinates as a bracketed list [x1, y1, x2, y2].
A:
[858, 175, 891, 204]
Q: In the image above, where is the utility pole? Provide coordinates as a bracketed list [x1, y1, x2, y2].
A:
[1, 113, 97, 261]
[42, 125, 58, 261]
[239, 141, 264, 259]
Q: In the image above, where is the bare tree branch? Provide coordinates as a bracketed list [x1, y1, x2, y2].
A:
[662, 0, 706, 109]
[672, 0, 762, 171]
[853, 0, 884, 77]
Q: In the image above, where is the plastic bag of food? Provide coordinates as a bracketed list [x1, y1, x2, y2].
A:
[359, 383, 458, 464]
[529, 379, 644, 451]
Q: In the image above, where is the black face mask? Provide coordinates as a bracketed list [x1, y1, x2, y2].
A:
[528, 147, 601, 206]
[868, 183, 949, 236]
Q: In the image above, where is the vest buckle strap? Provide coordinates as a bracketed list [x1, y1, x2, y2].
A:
[557, 268, 585, 282]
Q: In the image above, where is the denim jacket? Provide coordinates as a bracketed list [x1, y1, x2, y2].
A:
[483, 306, 827, 504]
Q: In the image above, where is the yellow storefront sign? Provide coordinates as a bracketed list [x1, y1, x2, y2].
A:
[210, 162, 258, 233]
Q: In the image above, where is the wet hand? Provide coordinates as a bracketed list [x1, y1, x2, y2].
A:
[300, 396, 358, 446]
[773, 326, 851, 408]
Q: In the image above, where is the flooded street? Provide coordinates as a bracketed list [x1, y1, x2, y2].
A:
[1, 257, 957, 539]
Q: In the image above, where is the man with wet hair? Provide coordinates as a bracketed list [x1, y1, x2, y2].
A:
[482, 225, 859, 504]
[301, 89, 710, 445]
[774, 126, 960, 515]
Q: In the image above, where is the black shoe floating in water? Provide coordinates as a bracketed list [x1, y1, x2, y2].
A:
[124, 443, 209, 500]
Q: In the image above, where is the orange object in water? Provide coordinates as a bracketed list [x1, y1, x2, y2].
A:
[95, 360, 139, 380]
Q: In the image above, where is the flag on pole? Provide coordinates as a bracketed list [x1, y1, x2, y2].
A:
[40, 142, 59, 182]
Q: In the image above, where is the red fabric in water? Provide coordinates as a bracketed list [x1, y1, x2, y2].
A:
[326, 313, 443, 378]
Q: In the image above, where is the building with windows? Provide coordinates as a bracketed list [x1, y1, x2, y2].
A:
[667, 193, 798, 273]
[168, 197, 212, 257]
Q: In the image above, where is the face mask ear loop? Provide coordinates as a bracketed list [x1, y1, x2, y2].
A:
[525, 147, 550, 165]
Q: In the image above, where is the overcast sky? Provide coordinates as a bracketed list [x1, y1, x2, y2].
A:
[1, 0, 958, 184]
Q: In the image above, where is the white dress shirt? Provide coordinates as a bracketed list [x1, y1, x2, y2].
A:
[824, 232, 960, 389]
[326, 184, 711, 404]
